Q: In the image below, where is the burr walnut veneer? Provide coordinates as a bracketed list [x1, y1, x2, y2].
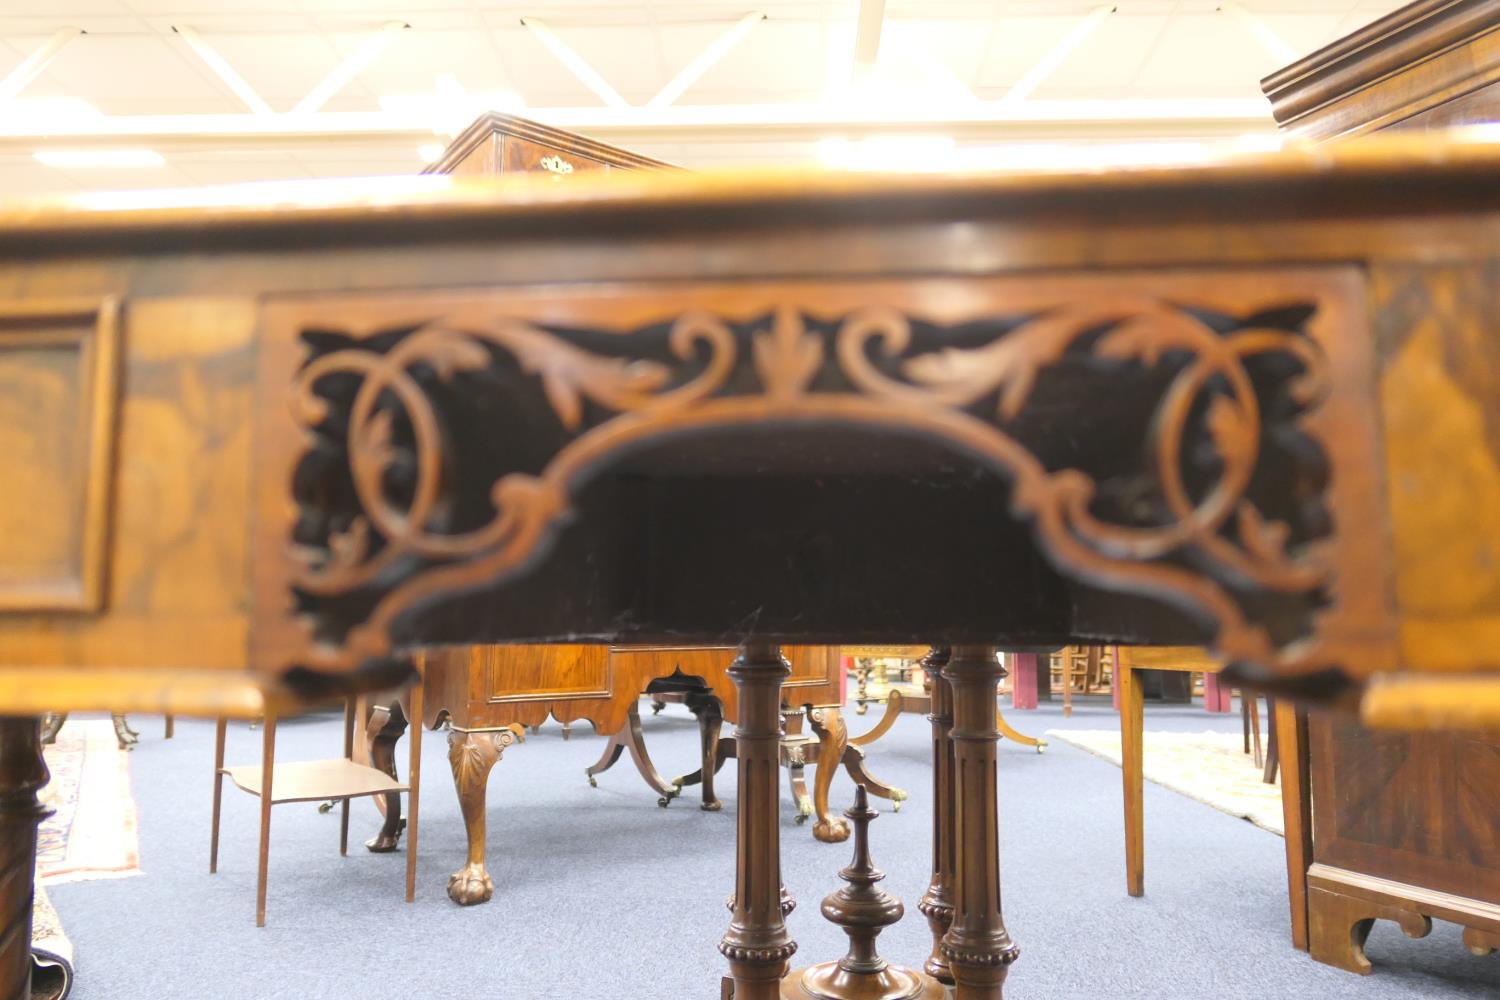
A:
[2, 137, 1500, 998]
[1261, 4, 1500, 977]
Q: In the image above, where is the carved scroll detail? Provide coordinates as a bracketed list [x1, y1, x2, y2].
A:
[287, 297, 1334, 676]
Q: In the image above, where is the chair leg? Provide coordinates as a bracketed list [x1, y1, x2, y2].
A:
[256, 716, 276, 927]
[340, 699, 354, 857]
[1119, 665, 1145, 898]
[210, 717, 227, 874]
[1248, 696, 1263, 768]
[406, 678, 423, 904]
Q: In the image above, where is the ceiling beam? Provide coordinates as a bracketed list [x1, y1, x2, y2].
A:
[0, 27, 83, 103]
[520, 16, 629, 109]
[1004, 4, 1115, 105]
[293, 20, 409, 115]
[0, 100, 1275, 156]
[172, 25, 274, 116]
[649, 11, 766, 109]
[1218, 2, 1299, 65]
[851, 0, 887, 83]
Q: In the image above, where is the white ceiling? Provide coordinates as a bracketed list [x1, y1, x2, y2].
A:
[0, 1, 1404, 196]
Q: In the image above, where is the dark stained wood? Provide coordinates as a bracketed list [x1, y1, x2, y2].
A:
[721, 641, 797, 1000]
[781, 786, 944, 999]
[1262, 0, 1500, 139]
[940, 647, 1018, 998]
[0, 717, 49, 1000]
[425, 111, 675, 177]
[916, 649, 957, 986]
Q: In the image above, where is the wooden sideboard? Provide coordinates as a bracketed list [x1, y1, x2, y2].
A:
[4, 133, 1500, 998]
[1261, 2, 1500, 976]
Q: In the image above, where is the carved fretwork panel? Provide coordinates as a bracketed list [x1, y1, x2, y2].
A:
[0, 299, 119, 612]
[252, 271, 1394, 688]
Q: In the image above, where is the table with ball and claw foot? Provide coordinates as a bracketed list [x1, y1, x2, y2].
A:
[6, 137, 1500, 999]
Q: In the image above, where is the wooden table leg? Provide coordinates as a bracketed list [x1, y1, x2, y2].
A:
[1276, 701, 1312, 950]
[808, 706, 851, 844]
[940, 647, 1019, 999]
[1119, 663, 1145, 898]
[0, 717, 50, 1000]
[720, 640, 797, 1000]
[446, 726, 520, 906]
[585, 701, 680, 806]
[994, 706, 1046, 753]
[689, 693, 725, 812]
[917, 648, 957, 986]
[364, 698, 409, 853]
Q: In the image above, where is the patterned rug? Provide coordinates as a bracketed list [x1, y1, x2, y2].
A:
[1047, 729, 1285, 836]
[38, 720, 141, 885]
[31, 886, 74, 1000]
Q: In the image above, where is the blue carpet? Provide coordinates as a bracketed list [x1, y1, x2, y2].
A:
[47, 699, 1500, 999]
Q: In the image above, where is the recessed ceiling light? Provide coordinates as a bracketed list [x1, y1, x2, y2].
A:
[35, 149, 166, 168]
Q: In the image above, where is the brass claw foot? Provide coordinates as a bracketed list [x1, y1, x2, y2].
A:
[447, 863, 494, 906]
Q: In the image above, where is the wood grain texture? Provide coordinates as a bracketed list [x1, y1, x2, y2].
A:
[0, 299, 118, 612]
[1262, 0, 1500, 139]
[0, 718, 49, 1000]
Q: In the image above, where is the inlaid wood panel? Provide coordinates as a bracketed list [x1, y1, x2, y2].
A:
[0, 299, 118, 611]
[1309, 714, 1500, 906]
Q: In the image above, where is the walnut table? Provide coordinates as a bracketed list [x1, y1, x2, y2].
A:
[3, 136, 1500, 999]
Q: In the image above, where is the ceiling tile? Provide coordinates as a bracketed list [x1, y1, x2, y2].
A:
[32, 34, 239, 112]
[191, 32, 342, 105]
[341, 28, 516, 98]
[659, 19, 827, 99]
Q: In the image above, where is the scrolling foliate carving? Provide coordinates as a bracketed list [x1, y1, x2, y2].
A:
[283, 287, 1346, 678]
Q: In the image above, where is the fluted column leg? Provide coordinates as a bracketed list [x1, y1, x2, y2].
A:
[916, 647, 956, 985]
[721, 640, 796, 1000]
[941, 646, 1019, 999]
[0, 717, 51, 1000]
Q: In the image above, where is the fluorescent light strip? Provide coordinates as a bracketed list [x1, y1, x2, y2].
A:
[35, 149, 165, 168]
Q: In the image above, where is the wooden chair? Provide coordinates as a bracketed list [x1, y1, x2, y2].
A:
[210, 690, 423, 926]
[1116, 646, 1273, 897]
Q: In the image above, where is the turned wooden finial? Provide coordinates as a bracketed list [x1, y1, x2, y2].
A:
[780, 787, 943, 999]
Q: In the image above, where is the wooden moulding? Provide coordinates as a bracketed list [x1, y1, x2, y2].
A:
[424, 111, 676, 176]
[1307, 863, 1500, 975]
[1262, 0, 1500, 139]
[0, 298, 119, 612]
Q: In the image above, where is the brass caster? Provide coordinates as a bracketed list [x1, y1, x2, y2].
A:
[658, 789, 679, 808]
[794, 811, 809, 825]
[1036, 741, 1048, 754]
[890, 791, 907, 813]
[317, 800, 335, 814]
[701, 800, 722, 812]
[587, 772, 598, 788]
